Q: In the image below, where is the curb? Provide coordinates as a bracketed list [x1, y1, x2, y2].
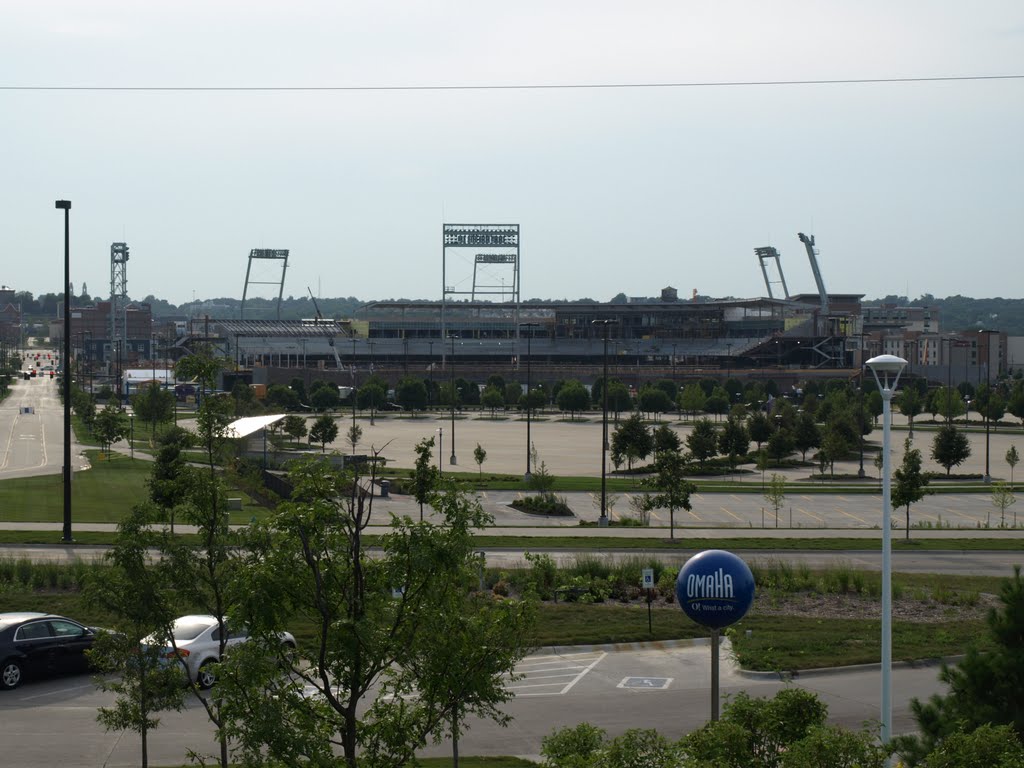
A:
[737, 654, 966, 680]
[537, 637, 711, 655]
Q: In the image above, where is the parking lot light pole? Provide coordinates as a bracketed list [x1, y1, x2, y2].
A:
[55, 199, 73, 544]
[593, 319, 618, 527]
[449, 334, 458, 465]
[866, 353, 907, 745]
[520, 322, 539, 480]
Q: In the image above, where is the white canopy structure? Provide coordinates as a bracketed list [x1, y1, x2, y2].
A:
[223, 414, 287, 439]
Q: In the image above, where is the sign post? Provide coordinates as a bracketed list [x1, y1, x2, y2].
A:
[641, 568, 655, 634]
[676, 550, 755, 721]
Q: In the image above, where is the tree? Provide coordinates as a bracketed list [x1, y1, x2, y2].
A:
[747, 410, 774, 450]
[395, 375, 428, 413]
[893, 437, 931, 539]
[606, 380, 633, 418]
[686, 418, 719, 470]
[935, 386, 966, 423]
[85, 504, 187, 768]
[931, 424, 971, 476]
[917, 724, 1024, 768]
[991, 482, 1017, 528]
[174, 347, 223, 406]
[148, 426, 195, 535]
[641, 450, 696, 540]
[220, 458, 533, 768]
[93, 402, 129, 457]
[652, 423, 681, 457]
[346, 423, 362, 456]
[473, 443, 487, 476]
[265, 383, 300, 411]
[309, 413, 338, 452]
[160, 390, 237, 767]
[412, 436, 439, 521]
[793, 411, 821, 462]
[677, 382, 707, 419]
[766, 427, 795, 467]
[480, 385, 504, 417]
[309, 384, 341, 412]
[1007, 445, 1019, 487]
[556, 380, 590, 420]
[820, 430, 849, 479]
[611, 414, 653, 471]
[504, 381, 522, 408]
[282, 413, 308, 445]
[705, 386, 731, 421]
[764, 473, 786, 528]
[131, 382, 175, 445]
[357, 380, 386, 425]
[719, 416, 750, 475]
[637, 386, 672, 419]
[895, 568, 1024, 766]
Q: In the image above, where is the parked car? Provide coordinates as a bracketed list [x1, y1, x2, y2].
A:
[379, 402, 404, 411]
[0, 612, 103, 690]
[146, 615, 296, 690]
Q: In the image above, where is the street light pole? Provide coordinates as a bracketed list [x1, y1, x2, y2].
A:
[449, 333, 457, 465]
[866, 353, 907, 745]
[521, 322, 538, 480]
[55, 199, 73, 544]
[857, 370, 866, 479]
[593, 319, 618, 527]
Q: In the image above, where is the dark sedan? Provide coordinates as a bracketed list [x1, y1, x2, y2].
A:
[0, 612, 101, 690]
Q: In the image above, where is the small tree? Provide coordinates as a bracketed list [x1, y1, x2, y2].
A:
[642, 450, 696, 540]
[677, 382, 707, 419]
[357, 381, 386, 425]
[412, 436, 439, 522]
[766, 427, 795, 467]
[653, 423, 682, 457]
[893, 437, 931, 539]
[686, 418, 719, 470]
[991, 482, 1017, 528]
[898, 387, 923, 438]
[1008, 445, 1020, 487]
[473, 443, 487, 476]
[931, 424, 971, 476]
[555, 380, 590, 420]
[309, 413, 338, 453]
[719, 416, 750, 476]
[764, 473, 786, 528]
[611, 413, 654, 472]
[93, 402, 129, 458]
[131, 382, 175, 445]
[748, 410, 774, 450]
[85, 504, 187, 768]
[281, 414, 308, 446]
[346, 423, 362, 455]
[480, 385, 504, 418]
[793, 412, 821, 462]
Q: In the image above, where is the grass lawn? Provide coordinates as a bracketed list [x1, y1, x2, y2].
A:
[0, 450, 267, 525]
[3, 585, 992, 673]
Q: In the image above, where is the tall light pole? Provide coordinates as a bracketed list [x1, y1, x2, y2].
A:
[979, 329, 995, 483]
[449, 333, 458, 465]
[866, 353, 907, 745]
[593, 319, 618, 527]
[56, 200, 73, 544]
[520, 322, 538, 480]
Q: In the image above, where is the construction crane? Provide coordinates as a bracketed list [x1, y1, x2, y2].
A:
[307, 288, 342, 369]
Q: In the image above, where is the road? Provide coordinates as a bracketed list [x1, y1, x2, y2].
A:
[0, 375, 89, 480]
[0, 640, 949, 767]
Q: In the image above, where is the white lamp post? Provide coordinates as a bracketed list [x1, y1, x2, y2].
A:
[865, 353, 907, 744]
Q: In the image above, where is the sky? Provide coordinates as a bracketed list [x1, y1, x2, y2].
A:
[2, 1, 1023, 307]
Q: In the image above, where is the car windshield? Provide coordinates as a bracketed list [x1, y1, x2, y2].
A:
[172, 621, 214, 641]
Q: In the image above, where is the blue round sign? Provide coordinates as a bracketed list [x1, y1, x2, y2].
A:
[675, 550, 755, 630]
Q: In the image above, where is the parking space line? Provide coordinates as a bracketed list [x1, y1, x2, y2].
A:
[511, 651, 606, 697]
[719, 506, 743, 522]
[796, 506, 824, 523]
[18, 683, 94, 702]
[834, 506, 869, 525]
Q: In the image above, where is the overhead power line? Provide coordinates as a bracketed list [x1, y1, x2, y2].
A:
[1, 74, 1022, 92]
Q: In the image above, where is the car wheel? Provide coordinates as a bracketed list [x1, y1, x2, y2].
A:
[197, 660, 217, 690]
[1, 659, 24, 690]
